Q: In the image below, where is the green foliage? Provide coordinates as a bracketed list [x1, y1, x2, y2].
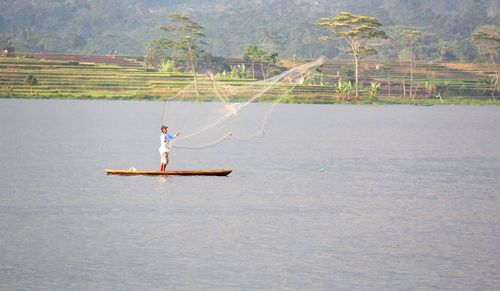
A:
[1, 86, 13, 97]
[1, 58, 499, 105]
[144, 40, 167, 69]
[199, 53, 229, 74]
[242, 45, 262, 79]
[266, 67, 282, 78]
[215, 64, 251, 79]
[157, 13, 207, 72]
[299, 72, 329, 86]
[242, 44, 278, 80]
[340, 67, 355, 83]
[400, 28, 422, 61]
[24, 74, 38, 96]
[159, 60, 178, 73]
[336, 79, 354, 100]
[379, 29, 455, 60]
[472, 24, 499, 97]
[150, 13, 208, 95]
[0, 0, 497, 60]
[242, 45, 264, 62]
[24, 74, 38, 86]
[367, 82, 381, 98]
[472, 25, 500, 58]
[319, 12, 389, 55]
[320, 12, 388, 98]
[494, 77, 500, 92]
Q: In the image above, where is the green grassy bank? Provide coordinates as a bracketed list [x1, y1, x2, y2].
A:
[0, 57, 498, 105]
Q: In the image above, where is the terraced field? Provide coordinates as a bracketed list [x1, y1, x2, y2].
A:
[22, 52, 142, 67]
[316, 59, 498, 100]
[0, 57, 332, 102]
[0, 58, 206, 100]
[0, 55, 497, 104]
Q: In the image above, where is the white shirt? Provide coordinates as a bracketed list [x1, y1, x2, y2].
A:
[159, 133, 176, 153]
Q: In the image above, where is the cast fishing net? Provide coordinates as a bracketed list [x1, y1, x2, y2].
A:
[160, 57, 325, 149]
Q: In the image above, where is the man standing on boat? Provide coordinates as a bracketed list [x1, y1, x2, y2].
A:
[159, 125, 182, 172]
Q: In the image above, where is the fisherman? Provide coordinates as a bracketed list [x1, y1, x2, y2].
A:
[159, 125, 182, 172]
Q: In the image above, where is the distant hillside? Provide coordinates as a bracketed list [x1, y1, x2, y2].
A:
[0, 0, 498, 59]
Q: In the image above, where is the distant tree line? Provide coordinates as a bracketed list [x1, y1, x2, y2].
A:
[0, 0, 498, 62]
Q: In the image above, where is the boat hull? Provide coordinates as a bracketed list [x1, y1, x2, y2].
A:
[105, 168, 232, 176]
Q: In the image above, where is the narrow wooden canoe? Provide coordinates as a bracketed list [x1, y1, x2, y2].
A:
[105, 168, 232, 176]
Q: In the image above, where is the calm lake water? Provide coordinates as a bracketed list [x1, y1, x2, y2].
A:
[0, 99, 499, 290]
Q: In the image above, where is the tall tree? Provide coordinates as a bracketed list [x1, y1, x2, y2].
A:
[473, 25, 500, 61]
[401, 29, 422, 101]
[473, 25, 500, 95]
[242, 45, 278, 80]
[242, 45, 262, 79]
[159, 13, 207, 96]
[319, 12, 388, 98]
[144, 39, 167, 69]
[263, 51, 279, 80]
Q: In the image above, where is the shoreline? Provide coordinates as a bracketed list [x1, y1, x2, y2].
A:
[1, 96, 498, 106]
